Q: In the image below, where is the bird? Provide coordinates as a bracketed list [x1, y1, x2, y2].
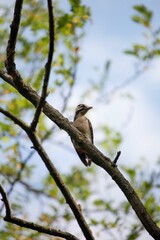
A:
[72, 104, 93, 167]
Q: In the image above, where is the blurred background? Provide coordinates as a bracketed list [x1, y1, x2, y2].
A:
[0, 0, 160, 239]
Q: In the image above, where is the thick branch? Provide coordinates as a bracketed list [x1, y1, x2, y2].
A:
[5, 0, 24, 76]
[0, 185, 79, 240]
[30, 0, 55, 131]
[0, 75, 159, 239]
[0, 108, 95, 240]
[0, 70, 15, 87]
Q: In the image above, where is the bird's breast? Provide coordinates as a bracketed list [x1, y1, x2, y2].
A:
[73, 116, 92, 141]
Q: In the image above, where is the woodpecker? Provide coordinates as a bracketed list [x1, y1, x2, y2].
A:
[72, 104, 93, 167]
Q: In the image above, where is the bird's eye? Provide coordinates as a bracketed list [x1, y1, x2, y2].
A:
[78, 104, 85, 108]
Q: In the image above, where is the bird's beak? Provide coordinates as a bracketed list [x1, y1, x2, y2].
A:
[86, 106, 92, 110]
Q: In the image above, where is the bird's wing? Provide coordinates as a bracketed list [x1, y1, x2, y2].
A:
[74, 147, 89, 167]
[88, 119, 94, 144]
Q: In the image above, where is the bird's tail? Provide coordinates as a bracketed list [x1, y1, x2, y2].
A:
[75, 149, 91, 167]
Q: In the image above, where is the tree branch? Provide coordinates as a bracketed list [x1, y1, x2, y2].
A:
[0, 77, 159, 239]
[0, 185, 79, 240]
[30, 0, 55, 131]
[5, 0, 24, 77]
[96, 63, 149, 104]
[0, 107, 95, 240]
[0, 70, 15, 87]
[112, 151, 121, 166]
[0, 185, 11, 218]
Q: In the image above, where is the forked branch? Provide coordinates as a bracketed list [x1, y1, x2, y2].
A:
[0, 107, 95, 240]
[0, 185, 79, 240]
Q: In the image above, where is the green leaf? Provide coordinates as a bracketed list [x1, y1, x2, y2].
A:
[93, 199, 105, 206]
[132, 5, 153, 27]
[134, 5, 152, 20]
[123, 167, 136, 182]
[90, 218, 98, 226]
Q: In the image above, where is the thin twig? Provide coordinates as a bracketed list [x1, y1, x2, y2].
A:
[0, 150, 34, 213]
[0, 185, 11, 218]
[61, 38, 79, 113]
[112, 151, 121, 167]
[18, 180, 52, 197]
[95, 63, 149, 104]
[30, 0, 55, 131]
[0, 185, 79, 240]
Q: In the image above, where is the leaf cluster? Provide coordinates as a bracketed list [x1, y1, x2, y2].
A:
[125, 5, 160, 61]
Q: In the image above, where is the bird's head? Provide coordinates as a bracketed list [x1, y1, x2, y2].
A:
[74, 104, 92, 119]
